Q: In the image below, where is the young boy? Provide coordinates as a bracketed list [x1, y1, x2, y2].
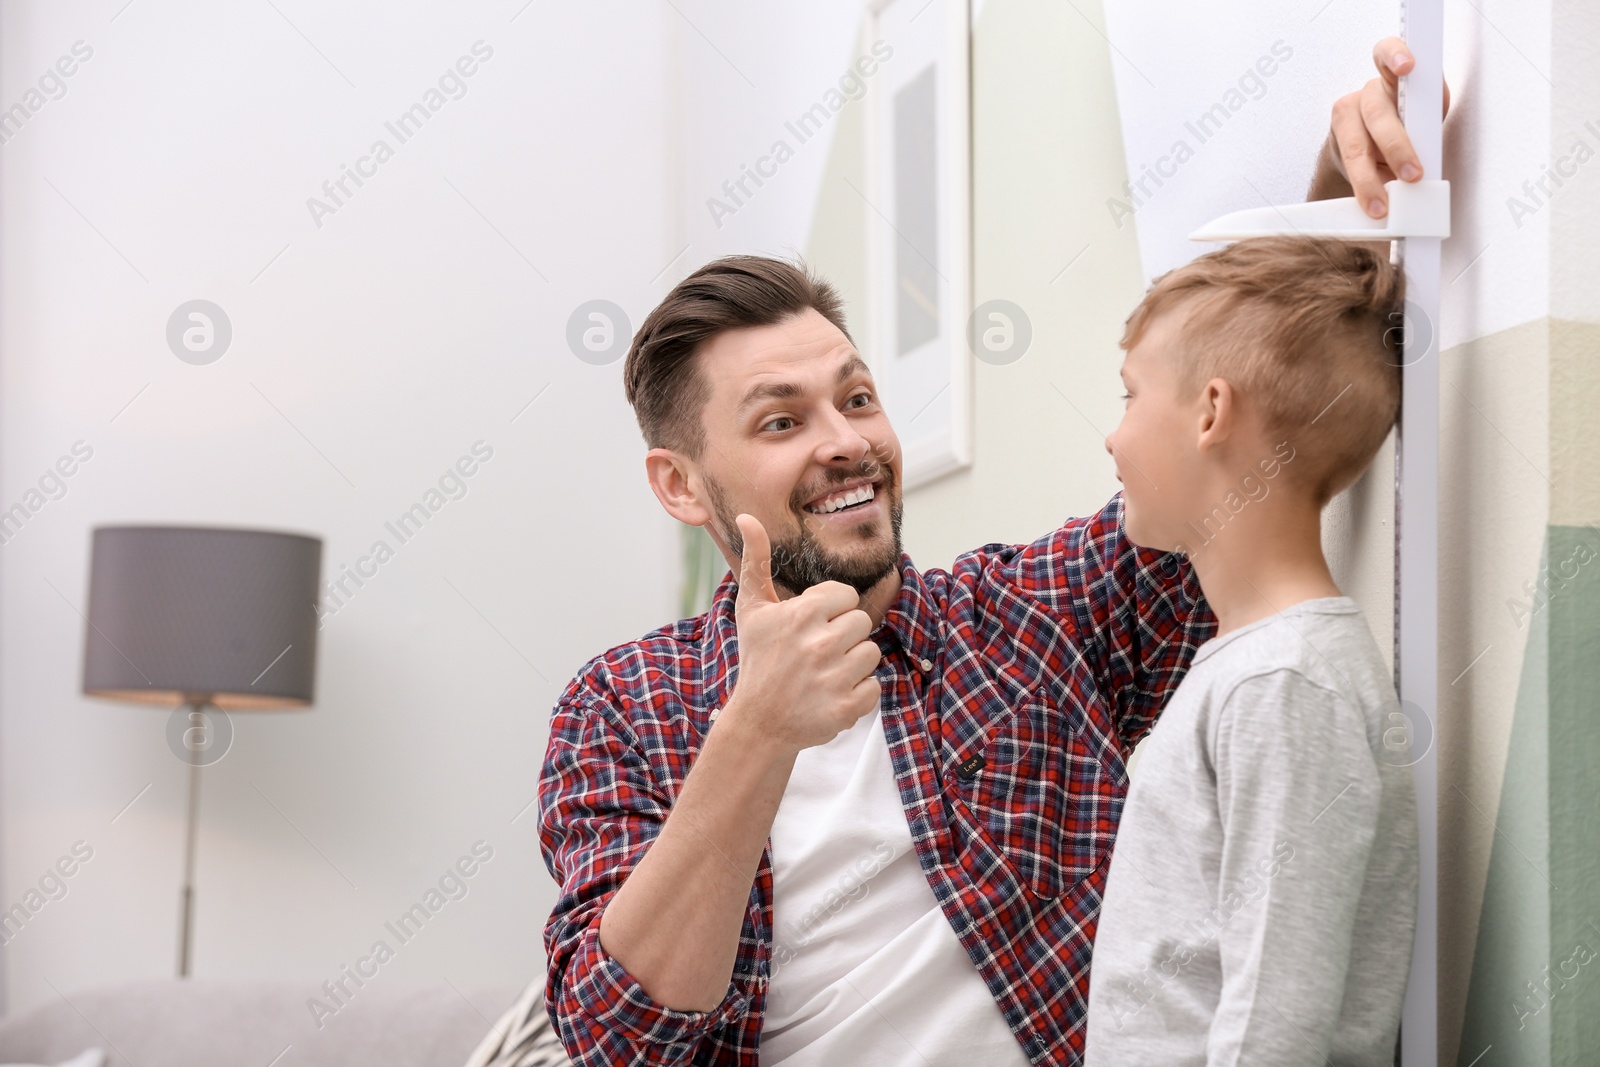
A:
[1084, 236, 1420, 1065]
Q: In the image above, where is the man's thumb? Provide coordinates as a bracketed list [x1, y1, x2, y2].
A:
[735, 514, 778, 605]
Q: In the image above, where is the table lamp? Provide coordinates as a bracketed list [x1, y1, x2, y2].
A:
[81, 525, 322, 977]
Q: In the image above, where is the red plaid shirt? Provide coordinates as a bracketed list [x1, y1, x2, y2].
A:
[539, 493, 1214, 1065]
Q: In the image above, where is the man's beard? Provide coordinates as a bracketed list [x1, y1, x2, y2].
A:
[707, 465, 904, 598]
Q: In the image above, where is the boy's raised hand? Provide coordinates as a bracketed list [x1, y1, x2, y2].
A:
[1319, 36, 1454, 217]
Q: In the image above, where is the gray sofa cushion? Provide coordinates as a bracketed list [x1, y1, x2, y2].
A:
[0, 980, 527, 1067]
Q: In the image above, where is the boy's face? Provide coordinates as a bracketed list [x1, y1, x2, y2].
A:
[1104, 309, 1208, 552]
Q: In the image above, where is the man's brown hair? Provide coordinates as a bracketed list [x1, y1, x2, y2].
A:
[623, 255, 853, 461]
[1120, 236, 1406, 505]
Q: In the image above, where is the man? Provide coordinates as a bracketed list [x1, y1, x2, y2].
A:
[539, 39, 1449, 1066]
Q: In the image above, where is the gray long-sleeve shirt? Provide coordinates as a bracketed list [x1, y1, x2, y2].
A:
[1085, 596, 1419, 1066]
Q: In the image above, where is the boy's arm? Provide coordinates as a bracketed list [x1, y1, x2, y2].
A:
[1206, 670, 1383, 1065]
[1014, 493, 1215, 752]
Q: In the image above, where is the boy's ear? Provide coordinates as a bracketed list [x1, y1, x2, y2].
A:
[1196, 377, 1235, 452]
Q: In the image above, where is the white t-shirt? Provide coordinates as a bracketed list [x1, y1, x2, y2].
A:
[762, 700, 1030, 1066]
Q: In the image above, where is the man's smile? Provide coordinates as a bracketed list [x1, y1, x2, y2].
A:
[803, 478, 882, 517]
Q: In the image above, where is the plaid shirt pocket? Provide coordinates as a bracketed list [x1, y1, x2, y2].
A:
[954, 684, 1115, 900]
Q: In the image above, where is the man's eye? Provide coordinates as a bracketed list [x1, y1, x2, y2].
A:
[848, 392, 874, 409]
[761, 417, 795, 433]
[1119, 392, 1131, 401]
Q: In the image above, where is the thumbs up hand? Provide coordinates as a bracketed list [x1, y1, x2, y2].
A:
[728, 513, 882, 750]
[734, 511, 782, 610]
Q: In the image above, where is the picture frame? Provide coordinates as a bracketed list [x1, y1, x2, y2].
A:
[863, 0, 973, 489]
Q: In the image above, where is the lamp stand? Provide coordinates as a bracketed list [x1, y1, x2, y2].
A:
[177, 698, 209, 978]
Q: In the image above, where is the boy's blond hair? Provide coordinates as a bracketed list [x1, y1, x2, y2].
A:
[1120, 236, 1405, 505]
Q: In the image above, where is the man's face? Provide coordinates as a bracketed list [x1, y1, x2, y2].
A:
[680, 308, 904, 597]
[1103, 310, 1206, 552]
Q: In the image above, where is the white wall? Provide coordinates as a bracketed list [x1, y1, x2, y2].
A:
[0, 0, 682, 1017]
[1103, 0, 1550, 353]
[677, 0, 875, 266]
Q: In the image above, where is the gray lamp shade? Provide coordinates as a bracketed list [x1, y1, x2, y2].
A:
[82, 526, 322, 710]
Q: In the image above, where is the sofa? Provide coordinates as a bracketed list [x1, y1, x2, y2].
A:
[0, 979, 567, 1067]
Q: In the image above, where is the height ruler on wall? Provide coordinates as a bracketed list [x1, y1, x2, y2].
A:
[1187, 2, 1447, 1063]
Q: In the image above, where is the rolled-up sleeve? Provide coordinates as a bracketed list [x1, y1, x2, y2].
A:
[557, 921, 752, 1056]
[538, 690, 752, 1065]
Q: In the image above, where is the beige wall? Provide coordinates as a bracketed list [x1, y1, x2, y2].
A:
[1435, 318, 1553, 1061]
